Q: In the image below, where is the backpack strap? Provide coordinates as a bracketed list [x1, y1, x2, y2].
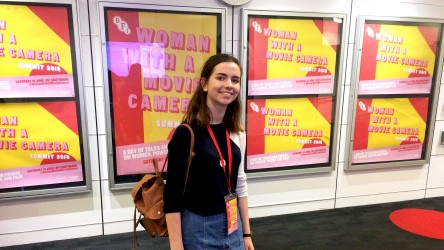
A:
[180, 123, 195, 194]
[131, 172, 157, 249]
[160, 123, 195, 194]
[153, 158, 160, 177]
[133, 206, 140, 250]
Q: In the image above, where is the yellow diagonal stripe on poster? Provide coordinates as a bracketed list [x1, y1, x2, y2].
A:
[137, 12, 218, 142]
[375, 25, 436, 79]
[367, 98, 426, 149]
[0, 5, 73, 77]
[264, 98, 330, 153]
[0, 103, 81, 169]
[266, 19, 337, 79]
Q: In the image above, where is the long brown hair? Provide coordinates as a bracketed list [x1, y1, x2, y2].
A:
[182, 54, 244, 133]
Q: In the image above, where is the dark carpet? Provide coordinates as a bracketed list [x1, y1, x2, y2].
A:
[4, 196, 444, 249]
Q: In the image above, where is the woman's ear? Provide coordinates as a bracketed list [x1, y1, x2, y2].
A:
[201, 78, 208, 92]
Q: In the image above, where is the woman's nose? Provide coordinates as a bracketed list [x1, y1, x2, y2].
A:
[225, 79, 233, 88]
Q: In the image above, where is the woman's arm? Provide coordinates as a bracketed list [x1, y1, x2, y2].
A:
[166, 213, 184, 250]
[239, 197, 254, 250]
[164, 125, 192, 249]
[233, 131, 254, 249]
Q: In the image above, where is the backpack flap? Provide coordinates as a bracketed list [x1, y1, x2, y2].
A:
[146, 200, 165, 220]
[132, 174, 158, 215]
[140, 176, 164, 211]
[131, 173, 157, 201]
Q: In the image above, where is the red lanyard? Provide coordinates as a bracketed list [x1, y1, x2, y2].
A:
[207, 125, 232, 192]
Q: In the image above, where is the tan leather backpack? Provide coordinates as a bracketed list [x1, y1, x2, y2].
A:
[131, 124, 194, 248]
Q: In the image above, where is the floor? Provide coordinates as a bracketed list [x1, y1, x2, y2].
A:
[4, 196, 444, 250]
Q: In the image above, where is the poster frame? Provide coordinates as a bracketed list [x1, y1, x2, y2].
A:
[99, 2, 226, 190]
[0, 1, 92, 199]
[240, 9, 348, 178]
[344, 15, 444, 171]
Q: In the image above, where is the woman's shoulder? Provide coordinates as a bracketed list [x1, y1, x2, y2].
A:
[173, 122, 202, 139]
[229, 130, 245, 148]
[168, 124, 193, 150]
[174, 123, 193, 135]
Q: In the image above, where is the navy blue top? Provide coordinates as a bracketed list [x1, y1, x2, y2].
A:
[163, 122, 241, 215]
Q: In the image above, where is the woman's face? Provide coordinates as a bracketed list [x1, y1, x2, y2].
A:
[203, 62, 241, 111]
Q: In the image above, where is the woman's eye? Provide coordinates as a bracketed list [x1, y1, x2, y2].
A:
[216, 76, 225, 81]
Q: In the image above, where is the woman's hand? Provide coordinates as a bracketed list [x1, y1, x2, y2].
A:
[244, 236, 254, 250]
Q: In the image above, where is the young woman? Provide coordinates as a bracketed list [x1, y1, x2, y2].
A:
[164, 54, 254, 250]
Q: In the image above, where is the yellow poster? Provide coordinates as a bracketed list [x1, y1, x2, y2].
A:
[0, 102, 83, 188]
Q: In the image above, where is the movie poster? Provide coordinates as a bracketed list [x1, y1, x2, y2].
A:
[0, 4, 75, 98]
[352, 97, 428, 164]
[0, 102, 83, 189]
[0, 3, 86, 196]
[358, 22, 439, 95]
[348, 19, 440, 168]
[245, 14, 342, 172]
[246, 97, 332, 171]
[105, 9, 220, 175]
[247, 16, 340, 96]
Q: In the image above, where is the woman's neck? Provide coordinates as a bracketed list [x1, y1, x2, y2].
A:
[208, 104, 226, 124]
[210, 112, 224, 124]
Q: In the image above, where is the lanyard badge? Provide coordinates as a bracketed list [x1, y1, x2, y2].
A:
[207, 125, 239, 235]
[225, 193, 239, 235]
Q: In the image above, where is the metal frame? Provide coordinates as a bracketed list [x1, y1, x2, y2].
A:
[98, 2, 227, 189]
[345, 15, 444, 171]
[240, 9, 348, 178]
[0, 0, 92, 199]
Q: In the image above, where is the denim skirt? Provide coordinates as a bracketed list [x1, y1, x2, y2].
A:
[182, 208, 244, 250]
